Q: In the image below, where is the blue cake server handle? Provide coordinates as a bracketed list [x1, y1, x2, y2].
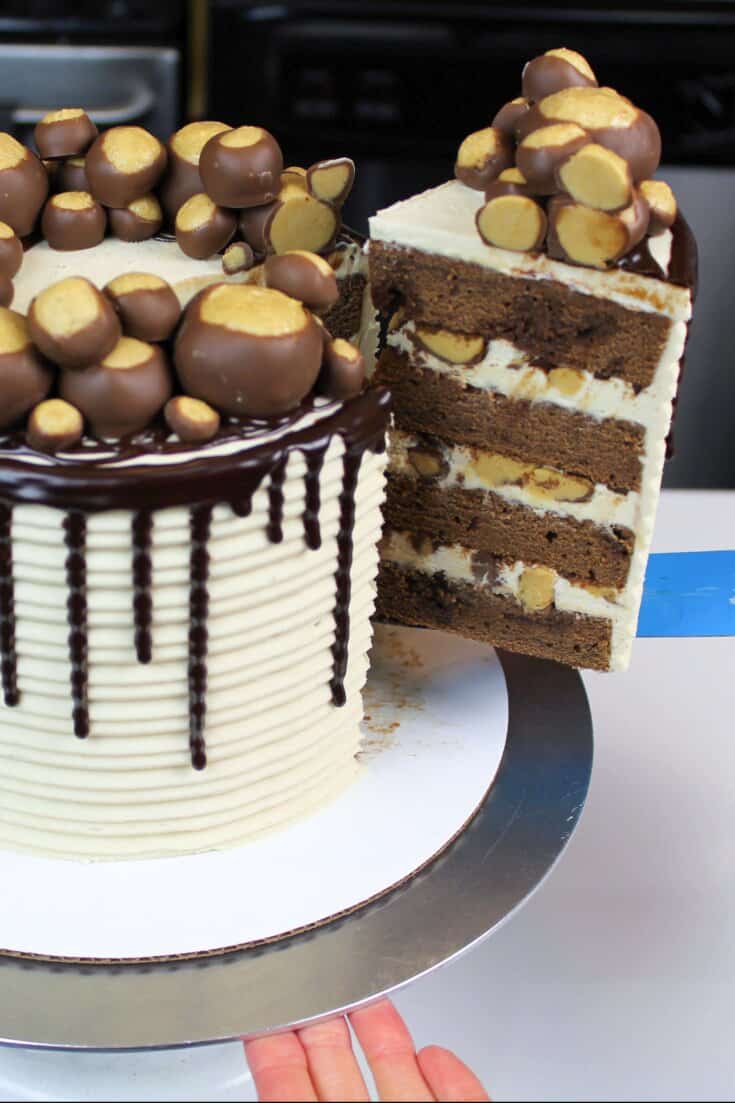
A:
[637, 551, 735, 637]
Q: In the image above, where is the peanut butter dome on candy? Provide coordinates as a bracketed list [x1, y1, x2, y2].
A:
[28, 276, 121, 368]
[60, 337, 172, 439]
[0, 308, 54, 428]
[34, 108, 97, 160]
[175, 283, 323, 417]
[104, 273, 181, 343]
[0, 133, 49, 236]
[85, 126, 166, 208]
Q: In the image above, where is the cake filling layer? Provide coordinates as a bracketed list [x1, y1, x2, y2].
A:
[377, 559, 612, 671]
[389, 429, 637, 529]
[384, 474, 632, 588]
[376, 348, 645, 493]
[388, 319, 688, 429]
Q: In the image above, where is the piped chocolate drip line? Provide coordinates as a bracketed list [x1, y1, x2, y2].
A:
[330, 450, 363, 708]
[0, 503, 18, 707]
[267, 457, 288, 544]
[189, 505, 212, 771]
[303, 445, 326, 550]
[64, 512, 89, 739]
[132, 510, 154, 664]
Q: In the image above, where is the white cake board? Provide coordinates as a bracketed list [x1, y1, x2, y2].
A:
[0, 625, 508, 961]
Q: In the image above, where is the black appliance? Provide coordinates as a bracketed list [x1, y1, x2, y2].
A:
[206, 2, 735, 488]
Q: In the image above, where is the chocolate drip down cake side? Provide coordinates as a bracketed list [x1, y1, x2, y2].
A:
[0, 116, 389, 858]
[369, 48, 697, 671]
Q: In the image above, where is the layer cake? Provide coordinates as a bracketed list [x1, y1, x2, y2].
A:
[0, 116, 388, 858]
[369, 49, 697, 671]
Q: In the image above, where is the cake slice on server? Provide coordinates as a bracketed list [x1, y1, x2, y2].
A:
[368, 48, 697, 671]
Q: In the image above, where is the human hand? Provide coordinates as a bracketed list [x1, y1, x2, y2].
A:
[244, 997, 489, 1101]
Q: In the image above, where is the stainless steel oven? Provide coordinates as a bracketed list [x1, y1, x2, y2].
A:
[0, 1, 183, 142]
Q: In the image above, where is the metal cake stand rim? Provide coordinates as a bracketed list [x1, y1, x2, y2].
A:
[0, 649, 593, 1051]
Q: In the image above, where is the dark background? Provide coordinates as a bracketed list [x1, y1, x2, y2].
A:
[0, 0, 732, 487]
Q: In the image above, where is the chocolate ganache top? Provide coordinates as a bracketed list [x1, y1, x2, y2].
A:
[0, 388, 390, 513]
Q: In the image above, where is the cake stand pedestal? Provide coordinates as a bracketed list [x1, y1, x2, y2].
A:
[0, 645, 592, 1051]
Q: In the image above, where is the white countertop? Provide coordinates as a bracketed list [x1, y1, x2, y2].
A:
[0, 489, 732, 1102]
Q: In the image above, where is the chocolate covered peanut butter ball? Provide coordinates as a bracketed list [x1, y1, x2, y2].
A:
[34, 109, 98, 160]
[85, 126, 167, 208]
[27, 398, 84, 453]
[264, 251, 339, 311]
[199, 126, 283, 209]
[104, 273, 181, 343]
[108, 194, 163, 242]
[0, 133, 49, 236]
[316, 338, 365, 400]
[175, 283, 323, 417]
[160, 120, 231, 221]
[29, 276, 121, 368]
[41, 191, 107, 251]
[175, 193, 237, 259]
[60, 336, 172, 439]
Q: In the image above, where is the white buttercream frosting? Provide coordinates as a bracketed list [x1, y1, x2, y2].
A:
[389, 320, 688, 430]
[369, 180, 691, 322]
[0, 441, 387, 859]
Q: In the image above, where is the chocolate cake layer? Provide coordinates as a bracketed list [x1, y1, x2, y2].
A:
[322, 273, 366, 339]
[370, 240, 671, 390]
[385, 474, 633, 587]
[377, 562, 612, 670]
[376, 348, 645, 493]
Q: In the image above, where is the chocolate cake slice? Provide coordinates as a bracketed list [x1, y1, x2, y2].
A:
[369, 48, 697, 671]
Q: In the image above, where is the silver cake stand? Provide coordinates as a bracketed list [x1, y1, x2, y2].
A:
[0, 651, 592, 1051]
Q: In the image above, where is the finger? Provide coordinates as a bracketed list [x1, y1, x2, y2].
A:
[349, 999, 434, 1102]
[244, 1030, 317, 1103]
[297, 1015, 370, 1102]
[418, 1045, 490, 1102]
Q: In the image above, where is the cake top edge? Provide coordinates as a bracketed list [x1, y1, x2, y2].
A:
[369, 179, 694, 322]
[0, 386, 391, 512]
